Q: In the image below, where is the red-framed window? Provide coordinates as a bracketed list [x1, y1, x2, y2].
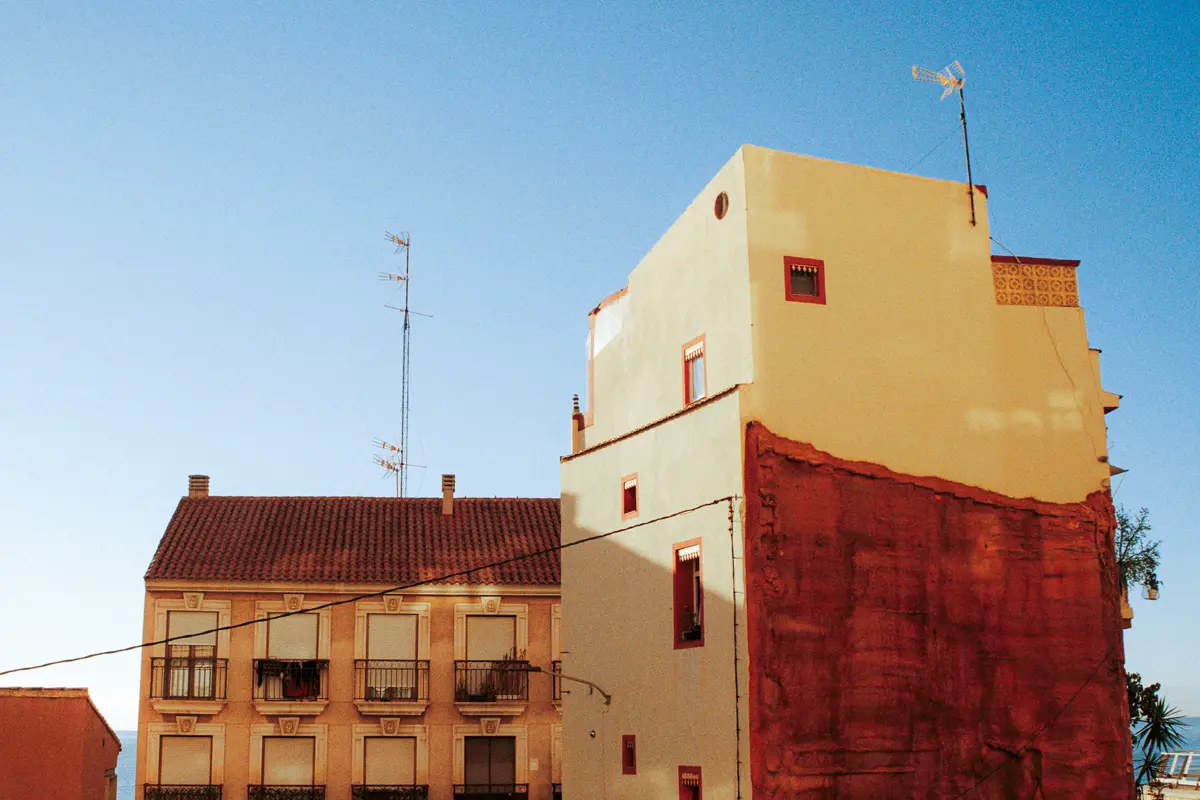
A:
[621, 735, 637, 775]
[682, 335, 706, 406]
[679, 765, 702, 799]
[673, 539, 703, 649]
[621, 474, 638, 520]
[784, 256, 826, 304]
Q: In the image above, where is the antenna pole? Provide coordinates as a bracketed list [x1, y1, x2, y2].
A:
[959, 86, 976, 227]
[400, 236, 411, 498]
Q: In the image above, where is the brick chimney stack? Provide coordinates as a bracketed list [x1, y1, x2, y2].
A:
[441, 474, 456, 516]
[188, 475, 210, 499]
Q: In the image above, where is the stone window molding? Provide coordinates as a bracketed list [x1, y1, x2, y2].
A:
[350, 722, 429, 785]
[453, 599, 529, 660]
[248, 723, 328, 784]
[551, 604, 562, 661]
[144, 722, 226, 785]
[354, 597, 432, 660]
[253, 595, 332, 660]
[551, 725, 563, 783]
[451, 722, 528, 785]
[152, 595, 232, 658]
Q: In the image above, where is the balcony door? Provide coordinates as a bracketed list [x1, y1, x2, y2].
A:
[366, 614, 418, 700]
[159, 735, 212, 786]
[166, 611, 217, 699]
[464, 736, 516, 793]
[262, 736, 315, 786]
[364, 736, 416, 786]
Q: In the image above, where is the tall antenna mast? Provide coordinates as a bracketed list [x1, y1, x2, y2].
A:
[912, 60, 976, 227]
[375, 231, 429, 497]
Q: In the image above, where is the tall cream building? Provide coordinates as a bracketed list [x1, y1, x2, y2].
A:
[135, 474, 563, 800]
[560, 146, 1131, 797]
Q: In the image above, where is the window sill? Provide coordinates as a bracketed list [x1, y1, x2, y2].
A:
[253, 699, 329, 715]
[150, 699, 227, 716]
[454, 700, 528, 717]
[355, 699, 429, 717]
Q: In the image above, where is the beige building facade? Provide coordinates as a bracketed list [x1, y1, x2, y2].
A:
[135, 476, 562, 800]
[561, 146, 1130, 797]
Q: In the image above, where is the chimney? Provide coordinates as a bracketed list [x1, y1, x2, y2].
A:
[441, 474, 456, 516]
[571, 394, 585, 454]
[188, 474, 210, 499]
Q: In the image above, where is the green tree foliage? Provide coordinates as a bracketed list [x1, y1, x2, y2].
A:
[1116, 507, 1162, 595]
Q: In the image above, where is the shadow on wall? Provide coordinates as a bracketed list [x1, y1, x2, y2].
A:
[559, 490, 743, 800]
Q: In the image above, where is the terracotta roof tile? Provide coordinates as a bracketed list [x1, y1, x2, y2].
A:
[145, 496, 560, 586]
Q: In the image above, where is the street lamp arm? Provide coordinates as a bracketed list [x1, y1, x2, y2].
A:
[526, 665, 612, 705]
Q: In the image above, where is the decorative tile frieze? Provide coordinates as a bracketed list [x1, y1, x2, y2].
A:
[992, 261, 1079, 307]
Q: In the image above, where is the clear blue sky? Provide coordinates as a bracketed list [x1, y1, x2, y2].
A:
[1, 2, 1196, 729]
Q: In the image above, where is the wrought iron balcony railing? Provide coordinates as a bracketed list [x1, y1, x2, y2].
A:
[150, 657, 228, 700]
[144, 787, 223, 800]
[452, 785, 528, 799]
[252, 660, 329, 702]
[353, 660, 430, 702]
[453, 660, 529, 703]
[551, 660, 562, 702]
[351, 786, 429, 800]
[247, 787, 325, 800]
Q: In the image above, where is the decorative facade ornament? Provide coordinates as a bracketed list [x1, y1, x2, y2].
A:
[480, 596, 502, 614]
[183, 592, 204, 610]
[283, 594, 304, 611]
[176, 716, 197, 734]
[480, 718, 502, 736]
[383, 595, 404, 614]
[278, 717, 300, 736]
[381, 718, 401, 736]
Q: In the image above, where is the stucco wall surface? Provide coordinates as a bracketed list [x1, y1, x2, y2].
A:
[742, 422, 1132, 798]
[582, 148, 753, 447]
[741, 146, 1113, 504]
[561, 391, 750, 799]
[0, 693, 119, 800]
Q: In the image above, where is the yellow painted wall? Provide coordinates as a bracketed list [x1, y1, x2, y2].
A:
[135, 587, 561, 800]
[740, 145, 1113, 503]
[561, 391, 751, 799]
[582, 150, 753, 448]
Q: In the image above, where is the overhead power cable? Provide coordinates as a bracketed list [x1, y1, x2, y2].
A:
[0, 496, 736, 678]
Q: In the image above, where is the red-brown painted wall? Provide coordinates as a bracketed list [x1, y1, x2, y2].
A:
[0, 692, 120, 800]
[743, 422, 1132, 798]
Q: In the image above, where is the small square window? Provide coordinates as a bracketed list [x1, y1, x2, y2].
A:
[683, 338, 706, 405]
[784, 256, 826, 304]
[621, 735, 637, 775]
[621, 475, 638, 519]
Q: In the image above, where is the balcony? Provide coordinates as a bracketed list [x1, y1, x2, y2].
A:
[252, 659, 330, 715]
[552, 785, 562, 800]
[453, 660, 529, 716]
[354, 660, 430, 716]
[452, 785, 528, 799]
[144, 788, 223, 800]
[247, 788, 325, 800]
[351, 787, 429, 800]
[551, 660, 562, 709]
[149, 657, 228, 715]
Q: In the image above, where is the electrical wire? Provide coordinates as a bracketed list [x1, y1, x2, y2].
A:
[950, 646, 1115, 798]
[0, 495, 735, 678]
[907, 127, 961, 173]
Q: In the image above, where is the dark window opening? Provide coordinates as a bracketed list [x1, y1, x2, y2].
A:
[674, 543, 703, 648]
[621, 735, 637, 775]
[784, 257, 826, 304]
[463, 736, 517, 794]
[622, 476, 638, 518]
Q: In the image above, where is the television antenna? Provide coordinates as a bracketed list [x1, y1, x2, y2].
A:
[374, 232, 429, 497]
[912, 60, 976, 227]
